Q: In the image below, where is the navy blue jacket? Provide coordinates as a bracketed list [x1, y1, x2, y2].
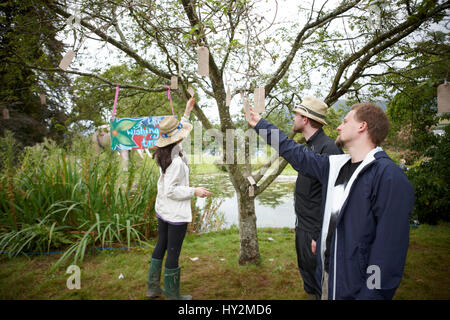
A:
[294, 128, 343, 240]
[255, 119, 414, 300]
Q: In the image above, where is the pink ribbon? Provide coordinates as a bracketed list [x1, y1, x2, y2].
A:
[165, 85, 175, 116]
[112, 84, 120, 120]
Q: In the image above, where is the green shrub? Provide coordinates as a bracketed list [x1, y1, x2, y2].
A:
[407, 125, 450, 224]
[0, 133, 159, 269]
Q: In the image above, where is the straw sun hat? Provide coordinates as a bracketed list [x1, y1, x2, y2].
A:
[292, 97, 328, 126]
[155, 116, 193, 148]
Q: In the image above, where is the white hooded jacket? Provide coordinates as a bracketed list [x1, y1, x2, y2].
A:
[154, 143, 195, 223]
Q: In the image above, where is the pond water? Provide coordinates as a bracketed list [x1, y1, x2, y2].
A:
[192, 173, 298, 229]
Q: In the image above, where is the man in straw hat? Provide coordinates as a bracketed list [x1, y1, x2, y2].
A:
[147, 97, 212, 300]
[290, 97, 343, 300]
[246, 102, 414, 300]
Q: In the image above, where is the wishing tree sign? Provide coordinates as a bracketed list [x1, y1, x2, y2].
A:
[110, 116, 169, 151]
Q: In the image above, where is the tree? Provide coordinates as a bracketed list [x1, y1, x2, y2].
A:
[20, 0, 449, 264]
[382, 32, 450, 161]
[0, 0, 71, 146]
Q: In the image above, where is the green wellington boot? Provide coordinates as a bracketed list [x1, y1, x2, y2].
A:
[146, 258, 163, 299]
[163, 267, 192, 300]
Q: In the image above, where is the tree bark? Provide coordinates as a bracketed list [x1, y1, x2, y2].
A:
[237, 189, 259, 265]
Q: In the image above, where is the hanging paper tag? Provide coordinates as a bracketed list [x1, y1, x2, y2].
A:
[254, 87, 265, 113]
[187, 87, 195, 97]
[59, 50, 75, 71]
[226, 87, 231, 106]
[170, 76, 178, 90]
[247, 176, 256, 185]
[243, 97, 251, 122]
[197, 47, 209, 77]
[437, 83, 450, 114]
[2, 108, 9, 119]
[40, 93, 46, 105]
[248, 185, 254, 197]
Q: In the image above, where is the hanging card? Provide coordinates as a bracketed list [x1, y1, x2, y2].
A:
[197, 47, 209, 77]
[187, 87, 195, 97]
[437, 83, 450, 114]
[248, 185, 254, 197]
[2, 108, 9, 119]
[247, 176, 256, 185]
[170, 76, 178, 90]
[59, 50, 75, 70]
[226, 87, 231, 106]
[254, 87, 265, 113]
[40, 93, 46, 105]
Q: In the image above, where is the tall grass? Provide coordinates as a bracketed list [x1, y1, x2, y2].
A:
[0, 132, 159, 270]
[189, 198, 225, 234]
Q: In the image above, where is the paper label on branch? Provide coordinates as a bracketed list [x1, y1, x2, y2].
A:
[2, 109, 9, 119]
[40, 93, 46, 105]
[59, 50, 75, 70]
[437, 83, 450, 114]
[247, 176, 256, 185]
[110, 115, 173, 151]
[197, 47, 209, 77]
[170, 76, 178, 90]
[226, 87, 231, 106]
[248, 185, 254, 197]
[254, 87, 265, 113]
[243, 97, 251, 122]
[187, 87, 195, 97]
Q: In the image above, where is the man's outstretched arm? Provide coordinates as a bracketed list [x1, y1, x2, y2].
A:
[248, 108, 329, 184]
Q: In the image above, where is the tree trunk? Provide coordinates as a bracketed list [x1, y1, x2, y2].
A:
[237, 190, 259, 265]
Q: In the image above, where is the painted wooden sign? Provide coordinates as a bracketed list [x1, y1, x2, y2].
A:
[110, 115, 172, 151]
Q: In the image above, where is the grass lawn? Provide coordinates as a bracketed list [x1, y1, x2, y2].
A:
[0, 224, 448, 300]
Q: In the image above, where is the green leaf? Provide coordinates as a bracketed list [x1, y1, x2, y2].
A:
[116, 133, 136, 147]
[115, 119, 141, 131]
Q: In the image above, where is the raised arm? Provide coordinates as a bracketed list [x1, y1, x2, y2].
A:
[248, 108, 330, 184]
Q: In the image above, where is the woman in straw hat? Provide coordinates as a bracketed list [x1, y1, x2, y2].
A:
[147, 97, 212, 300]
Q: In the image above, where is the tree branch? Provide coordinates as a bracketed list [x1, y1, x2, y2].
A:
[264, 0, 362, 96]
[48, 2, 172, 79]
[325, 1, 450, 105]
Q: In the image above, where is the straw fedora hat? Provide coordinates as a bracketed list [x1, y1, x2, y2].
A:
[292, 97, 328, 126]
[155, 116, 193, 148]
